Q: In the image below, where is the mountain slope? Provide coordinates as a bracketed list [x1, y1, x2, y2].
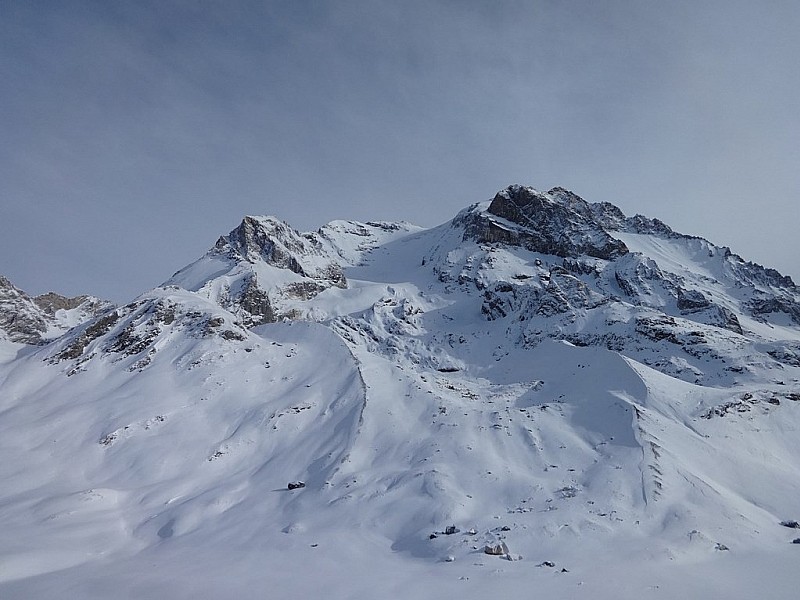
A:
[1, 185, 800, 599]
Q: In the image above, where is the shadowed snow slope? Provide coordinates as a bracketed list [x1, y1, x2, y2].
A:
[2, 185, 800, 599]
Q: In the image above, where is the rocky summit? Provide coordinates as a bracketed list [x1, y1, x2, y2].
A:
[1, 185, 800, 599]
[0, 276, 111, 345]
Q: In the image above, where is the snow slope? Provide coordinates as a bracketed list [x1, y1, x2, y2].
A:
[2, 185, 800, 598]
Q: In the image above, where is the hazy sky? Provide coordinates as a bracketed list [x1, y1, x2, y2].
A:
[2, 1, 798, 303]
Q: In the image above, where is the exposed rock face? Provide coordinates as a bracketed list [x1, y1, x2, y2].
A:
[0, 276, 111, 345]
[717, 307, 744, 335]
[236, 275, 275, 326]
[34, 292, 90, 314]
[175, 215, 355, 325]
[749, 296, 800, 325]
[215, 216, 347, 289]
[677, 289, 710, 311]
[168, 217, 422, 329]
[467, 185, 629, 260]
[220, 216, 306, 272]
[54, 311, 121, 361]
[0, 276, 48, 344]
[481, 267, 608, 321]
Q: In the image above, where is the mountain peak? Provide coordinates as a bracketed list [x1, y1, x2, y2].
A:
[0, 275, 112, 344]
[463, 184, 630, 260]
[3, 184, 800, 596]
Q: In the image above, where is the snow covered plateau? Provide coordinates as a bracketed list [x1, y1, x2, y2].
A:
[2, 185, 800, 598]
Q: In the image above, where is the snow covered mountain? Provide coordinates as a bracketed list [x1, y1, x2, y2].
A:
[2, 185, 800, 599]
[0, 276, 112, 344]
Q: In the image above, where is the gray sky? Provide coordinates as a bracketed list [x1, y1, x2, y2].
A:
[2, 0, 798, 303]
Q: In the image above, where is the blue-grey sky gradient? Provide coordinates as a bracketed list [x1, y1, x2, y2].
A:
[2, 0, 798, 302]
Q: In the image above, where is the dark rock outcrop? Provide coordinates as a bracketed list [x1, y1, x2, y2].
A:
[237, 276, 276, 326]
[0, 276, 49, 344]
[33, 292, 91, 314]
[749, 296, 800, 325]
[677, 289, 710, 312]
[468, 185, 629, 260]
[54, 311, 121, 361]
[215, 216, 346, 289]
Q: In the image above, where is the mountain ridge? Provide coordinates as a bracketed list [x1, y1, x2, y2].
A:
[0, 275, 112, 345]
[2, 184, 799, 599]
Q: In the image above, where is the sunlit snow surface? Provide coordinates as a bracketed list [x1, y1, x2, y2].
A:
[2, 204, 800, 599]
